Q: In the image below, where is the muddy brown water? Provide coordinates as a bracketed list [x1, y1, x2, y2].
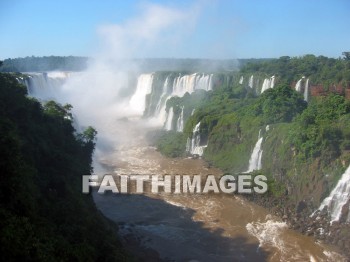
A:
[93, 123, 346, 262]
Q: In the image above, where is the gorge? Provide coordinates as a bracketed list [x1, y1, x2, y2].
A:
[15, 54, 350, 260]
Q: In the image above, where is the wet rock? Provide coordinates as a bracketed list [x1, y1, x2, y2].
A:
[296, 200, 307, 213]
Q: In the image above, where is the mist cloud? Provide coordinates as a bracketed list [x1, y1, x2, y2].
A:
[96, 2, 200, 61]
[55, 2, 203, 173]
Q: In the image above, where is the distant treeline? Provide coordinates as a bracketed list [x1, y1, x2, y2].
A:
[0, 55, 275, 73]
[240, 54, 350, 87]
[136, 58, 242, 72]
[0, 56, 89, 72]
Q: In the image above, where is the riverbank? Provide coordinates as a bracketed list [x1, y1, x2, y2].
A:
[244, 192, 350, 259]
[93, 140, 347, 261]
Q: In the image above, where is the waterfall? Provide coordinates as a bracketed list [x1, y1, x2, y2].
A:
[246, 130, 263, 173]
[155, 76, 169, 115]
[191, 109, 195, 116]
[147, 72, 212, 129]
[239, 76, 244, 84]
[176, 106, 184, 132]
[294, 76, 310, 101]
[248, 75, 254, 88]
[186, 122, 207, 156]
[172, 74, 196, 96]
[146, 72, 212, 128]
[261, 79, 269, 93]
[129, 73, 154, 115]
[19, 72, 71, 100]
[164, 107, 174, 131]
[270, 76, 275, 89]
[304, 78, 309, 102]
[317, 164, 350, 222]
[153, 77, 171, 124]
[172, 73, 212, 96]
[294, 77, 304, 92]
[195, 73, 212, 91]
[261, 76, 275, 94]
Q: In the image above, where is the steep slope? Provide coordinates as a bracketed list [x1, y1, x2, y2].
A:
[0, 73, 130, 261]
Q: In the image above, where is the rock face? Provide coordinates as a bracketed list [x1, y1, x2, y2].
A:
[244, 193, 350, 258]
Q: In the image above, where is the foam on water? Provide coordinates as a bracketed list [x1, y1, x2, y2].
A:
[246, 217, 287, 250]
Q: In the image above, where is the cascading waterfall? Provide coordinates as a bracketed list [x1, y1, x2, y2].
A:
[176, 106, 184, 132]
[239, 76, 244, 84]
[195, 73, 212, 91]
[304, 78, 309, 102]
[294, 77, 305, 92]
[18, 72, 71, 100]
[246, 129, 263, 173]
[248, 75, 254, 88]
[145, 72, 212, 128]
[317, 164, 350, 222]
[186, 122, 207, 156]
[261, 76, 275, 93]
[164, 107, 174, 131]
[172, 73, 212, 96]
[294, 77, 310, 102]
[271, 76, 275, 89]
[155, 76, 169, 114]
[129, 73, 154, 115]
[154, 77, 171, 124]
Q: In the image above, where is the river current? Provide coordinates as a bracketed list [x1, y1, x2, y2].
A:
[92, 121, 345, 262]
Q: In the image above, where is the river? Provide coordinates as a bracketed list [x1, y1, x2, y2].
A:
[92, 121, 346, 262]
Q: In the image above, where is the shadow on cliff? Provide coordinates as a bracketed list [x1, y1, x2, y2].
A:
[93, 191, 270, 262]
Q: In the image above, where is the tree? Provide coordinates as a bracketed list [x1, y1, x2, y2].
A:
[342, 52, 350, 60]
[254, 83, 307, 124]
[81, 126, 97, 143]
[44, 101, 73, 120]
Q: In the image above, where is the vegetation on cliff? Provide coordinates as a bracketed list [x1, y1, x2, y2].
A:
[155, 55, 350, 204]
[241, 54, 350, 87]
[0, 73, 130, 261]
[0, 56, 88, 72]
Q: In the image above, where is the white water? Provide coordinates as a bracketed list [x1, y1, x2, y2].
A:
[146, 73, 212, 127]
[294, 77, 310, 102]
[164, 106, 174, 131]
[317, 164, 350, 222]
[20, 70, 347, 262]
[246, 215, 344, 262]
[239, 76, 244, 84]
[294, 79, 302, 92]
[186, 121, 207, 156]
[155, 76, 170, 115]
[19, 72, 74, 100]
[153, 77, 171, 125]
[304, 78, 309, 102]
[248, 75, 254, 88]
[176, 106, 184, 132]
[172, 73, 212, 97]
[294, 77, 305, 92]
[129, 73, 154, 115]
[246, 129, 263, 172]
[246, 217, 288, 251]
[261, 76, 275, 93]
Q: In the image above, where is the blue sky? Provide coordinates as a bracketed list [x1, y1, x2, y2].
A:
[1, 0, 349, 59]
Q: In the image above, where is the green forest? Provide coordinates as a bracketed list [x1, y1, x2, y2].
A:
[0, 73, 130, 261]
[155, 55, 350, 203]
[240, 53, 350, 87]
[0, 56, 89, 72]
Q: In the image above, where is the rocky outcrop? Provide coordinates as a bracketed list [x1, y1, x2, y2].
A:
[244, 193, 350, 258]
